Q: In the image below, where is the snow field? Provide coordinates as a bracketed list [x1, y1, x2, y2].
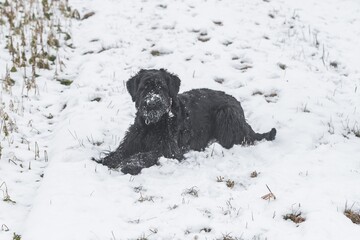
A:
[1, 0, 360, 239]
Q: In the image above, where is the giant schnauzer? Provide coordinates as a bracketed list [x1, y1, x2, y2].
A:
[100, 69, 276, 175]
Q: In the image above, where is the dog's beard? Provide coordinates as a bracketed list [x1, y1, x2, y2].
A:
[142, 109, 166, 125]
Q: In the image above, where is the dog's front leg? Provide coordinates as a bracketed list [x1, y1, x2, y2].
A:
[101, 148, 124, 168]
[101, 124, 143, 168]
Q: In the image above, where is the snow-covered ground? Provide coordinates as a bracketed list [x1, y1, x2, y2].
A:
[1, 0, 360, 239]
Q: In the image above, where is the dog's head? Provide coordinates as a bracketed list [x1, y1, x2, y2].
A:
[126, 69, 180, 125]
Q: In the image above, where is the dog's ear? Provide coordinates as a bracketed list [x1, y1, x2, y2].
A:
[160, 69, 180, 100]
[126, 70, 144, 102]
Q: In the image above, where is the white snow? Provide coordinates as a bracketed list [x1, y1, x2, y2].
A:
[1, 0, 360, 239]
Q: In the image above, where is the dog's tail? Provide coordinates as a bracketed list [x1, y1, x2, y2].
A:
[252, 128, 277, 142]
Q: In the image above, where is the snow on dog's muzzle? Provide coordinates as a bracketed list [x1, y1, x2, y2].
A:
[141, 92, 171, 125]
[145, 93, 161, 108]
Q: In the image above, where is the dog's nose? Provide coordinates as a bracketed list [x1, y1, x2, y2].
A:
[147, 100, 156, 108]
[145, 94, 161, 108]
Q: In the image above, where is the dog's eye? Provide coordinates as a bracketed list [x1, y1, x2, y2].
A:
[155, 81, 165, 89]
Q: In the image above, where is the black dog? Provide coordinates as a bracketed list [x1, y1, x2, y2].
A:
[101, 69, 276, 175]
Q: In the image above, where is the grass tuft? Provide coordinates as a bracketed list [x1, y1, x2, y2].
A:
[218, 233, 237, 240]
[182, 186, 199, 197]
[261, 185, 276, 201]
[82, 11, 95, 20]
[137, 193, 154, 203]
[13, 233, 21, 240]
[200, 227, 212, 233]
[57, 79, 73, 86]
[278, 63, 287, 70]
[283, 212, 306, 224]
[344, 209, 360, 224]
[329, 61, 338, 68]
[226, 179, 235, 189]
[1, 182, 16, 204]
[150, 49, 172, 56]
[214, 78, 225, 84]
[250, 171, 259, 178]
[344, 203, 360, 224]
[216, 176, 225, 182]
[213, 20, 223, 26]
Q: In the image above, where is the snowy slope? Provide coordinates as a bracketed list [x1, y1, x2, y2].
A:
[1, 0, 360, 239]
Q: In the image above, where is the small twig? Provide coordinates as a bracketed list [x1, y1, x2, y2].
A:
[266, 184, 273, 194]
[35, 141, 40, 160]
[261, 184, 277, 200]
[44, 150, 48, 162]
[1, 224, 9, 232]
[111, 231, 117, 240]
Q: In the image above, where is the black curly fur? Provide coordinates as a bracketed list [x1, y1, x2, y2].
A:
[100, 69, 276, 175]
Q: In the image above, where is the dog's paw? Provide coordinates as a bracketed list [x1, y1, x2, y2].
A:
[268, 128, 277, 141]
[120, 152, 160, 175]
[121, 163, 143, 175]
[101, 153, 122, 169]
[91, 156, 103, 164]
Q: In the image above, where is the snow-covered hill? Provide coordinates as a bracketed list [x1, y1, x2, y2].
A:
[1, 0, 359, 239]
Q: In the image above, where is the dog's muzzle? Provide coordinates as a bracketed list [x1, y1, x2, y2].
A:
[141, 94, 171, 125]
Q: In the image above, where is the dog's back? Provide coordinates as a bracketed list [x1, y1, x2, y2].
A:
[178, 88, 276, 150]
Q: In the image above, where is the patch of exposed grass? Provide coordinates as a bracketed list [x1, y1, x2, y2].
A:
[236, 65, 253, 71]
[217, 233, 237, 240]
[250, 171, 259, 178]
[216, 176, 225, 182]
[198, 33, 211, 42]
[182, 186, 199, 197]
[1, 182, 16, 204]
[200, 227, 212, 233]
[1, 0, 78, 94]
[252, 91, 263, 96]
[137, 193, 154, 203]
[226, 179, 235, 189]
[13, 233, 21, 240]
[329, 61, 338, 68]
[82, 11, 95, 20]
[344, 209, 360, 224]
[344, 203, 360, 224]
[350, 125, 360, 138]
[136, 235, 148, 240]
[213, 20, 223, 26]
[265, 92, 278, 98]
[57, 78, 73, 86]
[222, 40, 233, 46]
[268, 13, 275, 19]
[214, 77, 225, 84]
[283, 212, 306, 224]
[301, 103, 310, 113]
[1, 224, 9, 232]
[343, 122, 360, 138]
[278, 62, 287, 70]
[216, 177, 236, 189]
[264, 92, 278, 103]
[150, 49, 172, 56]
[261, 185, 276, 201]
